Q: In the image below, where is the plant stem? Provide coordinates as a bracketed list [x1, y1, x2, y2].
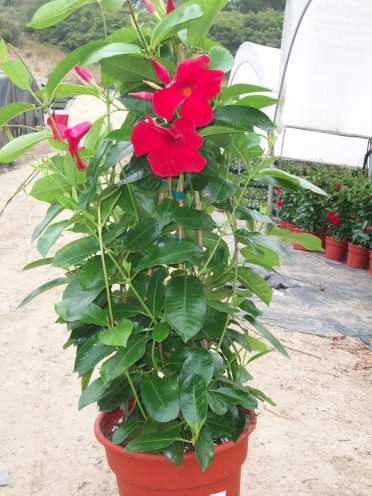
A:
[127, 0, 151, 56]
[125, 371, 148, 420]
[97, 199, 114, 327]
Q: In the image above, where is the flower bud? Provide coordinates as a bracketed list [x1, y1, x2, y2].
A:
[75, 65, 93, 83]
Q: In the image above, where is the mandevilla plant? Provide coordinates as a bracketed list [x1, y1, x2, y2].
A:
[0, 0, 325, 471]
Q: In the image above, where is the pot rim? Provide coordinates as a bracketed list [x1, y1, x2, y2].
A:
[94, 409, 257, 462]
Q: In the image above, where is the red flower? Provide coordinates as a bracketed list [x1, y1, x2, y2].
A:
[167, 0, 175, 13]
[277, 200, 283, 208]
[47, 112, 92, 169]
[152, 55, 224, 126]
[327, 211, 340, 225]
[275, 187, 282, 194]
[75, 65, 93, 83]
[337, 182, 342, 190]
[130, 115, 206, 177]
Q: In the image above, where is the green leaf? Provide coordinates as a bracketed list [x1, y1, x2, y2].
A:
[207, 45, 234, 72]
[258, 168, 327, 196]
[29, 174, 70, 203]
[214, 387, 258, 410]
[179, 348, 214, 386]
[163, 441, 184, 467]
[37, 219, 70, 257]
[81, 42, 141, 65]
[17, 278, 68, 308]
[104, 141, 133, 169]
[123, 218, 160, 251]
[0, 39, 7, 62]
[101, 55, 153, 83]
[155, 198, 178, 229]
[0, 132, 46, 163]
[207, 176, 237, 202]
[22, 258, 53, 270]
[142, 375, 180, 423]
[100, 334, 148, 383]
[199, 125, 245, 137]
[245, 315, 289, 358]
[207, 391, 228, 415]
[152, 323, 169, 342]
[28, 0, 93, 29]
[205, 411, 234, 437]
[187, 0, 229, 45]
[268, 229, 323, 252]
[98, 373, 142, 411]
[99, 320, 133, 348]
[164, 275, 207, 342]
[79, 255, 116, 290]
[78, 377, 109, 410]
[150, 3, 204, 48]
[3, 60, 31, 90]
[241, 245, 280, 270]
[54, 83, 97, 97]
[31, 204, 64, 242]
[220, 83, 273, 101]
[171, 206, 215, 230]
[56, 301, 108, 326]
[147, 268, 167, 317]
[74, 334, 115, 376]
[125, 425, 180, 452]
[239, 95, 278, 109]
[180, 374, 208, 428]
[195, 428, 214, 472]
[112, 421, 142, 445]
[101, 0, 125, 10]
[237, 267, 272, 305]
[214, 105, 275, 132]
[53, 236, 99, 268]
[0, 102, 35, 129]
[136, 242, 202, 272]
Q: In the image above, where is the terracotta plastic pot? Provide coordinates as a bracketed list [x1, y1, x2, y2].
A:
[316, 229, 327, 249]
[95, 409, 257, 496]
[286, 223, 296, 232]
[278, 220, 287, 229]
[346, 243, 369, 269]
[369, 250, 372, 275]
[293, 227, 315, 251]
[324, 236, 348, 261]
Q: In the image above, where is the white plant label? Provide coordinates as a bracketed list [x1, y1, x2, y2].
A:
[210, 492, 226, 496]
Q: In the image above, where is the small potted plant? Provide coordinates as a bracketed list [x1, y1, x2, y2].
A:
[277, 189, 300, 231]
[0, 1, 325, 494]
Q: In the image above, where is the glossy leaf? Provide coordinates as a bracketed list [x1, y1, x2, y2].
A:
[3, 60, 31, 90]
[78, 377, 109, 410]
[207, 45, 234, 72]
[245, 315, 289, 358]
[239, 95, 278, 109]
[187, 0, 229, 45]
[147, 268, 167, 317]
[125, 425, 180, 452]
[171, 206, 215, 230]
[164, 275, 207, 342]
[214, 105, 275, 132]
[214, 387, 258, 410]
[268, 229, 323, 252]
[22, 258, 53, 271]
[163, 441, 184, 467]
[80, 42, 141, 65]
[99, 320, 133, 347]
[101, 55, 153, 83]
[98, 373, 142, 411]
[123, 218, 160, 251]
[195, 427, 214, 472]
[0, 132, 46, 163]
[152, 322, 169, 342]
[17, 278, 68, 308]
[179, 348, 214, 386]
[31, 204, 64, 242]
[150, 3, 203, 48]
[29, 174, 70, 203]
[136, 242, 202, 273]
[28, 0, 93, 29]
[37, 219, 70, 257]
[156, 198, 178, 229]
[180, 374, 208, 428]
[53, 236, 100, 268]
[207, 391, 228, 415]
[220, 83, 272, 101]
[237, 267, 272, 305]
[79, 255, 116, 290]
[258, 168, 327, 196]
[112, 421, 142, 445]
[142, 375, 180, 422]
[207, 176, 237, 202]
[100, 334, 148, 383]
[56, 301, 108, 326]
[0, 102, 35, 129]
[74, 334, 115, 376]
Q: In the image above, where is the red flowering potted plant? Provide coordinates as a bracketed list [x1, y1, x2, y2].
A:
[0, 1, 325, 494]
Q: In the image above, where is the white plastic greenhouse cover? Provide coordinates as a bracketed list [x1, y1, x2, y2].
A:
[230, 0, 372, 168]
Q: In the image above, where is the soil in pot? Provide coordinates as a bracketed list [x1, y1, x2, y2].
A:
[347, 243, 369, 269]
[94, 409, 257, 496]
[324, 236, 348, 262]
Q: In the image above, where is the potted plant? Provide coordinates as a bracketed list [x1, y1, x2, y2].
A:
[277, 189, 299, 231]
[324, 175, 354, 261]
[0, 1, 325, 494]
[346, 176, 372, 269]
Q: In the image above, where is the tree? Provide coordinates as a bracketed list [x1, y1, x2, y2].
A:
[225, 0, 286, 13]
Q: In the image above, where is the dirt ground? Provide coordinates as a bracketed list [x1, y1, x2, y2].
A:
[0, 105, 371, 495]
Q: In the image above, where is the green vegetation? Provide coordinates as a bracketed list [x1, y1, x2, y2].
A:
[0, 0, 285, 54]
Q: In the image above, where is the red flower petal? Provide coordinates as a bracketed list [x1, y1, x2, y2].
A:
[47, 112, 69, 140]
[75, 65, 93, 83]
[150, 58, 171, 85]
[147, 148, 180, 177]
[191, 68, 224, 100]
[143, 0, 156, 15]
[176, 55, 210, 83]
[153, 85, 184, 121]
[75, 152, 87, 169]
[166, 0, 175, 13]
[64, 121, 92, 156]
[131, 119, 172, 157]
[181, 91, 214, 126]
[171, 116, 204, 148]
[172, 142, 206, 173]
